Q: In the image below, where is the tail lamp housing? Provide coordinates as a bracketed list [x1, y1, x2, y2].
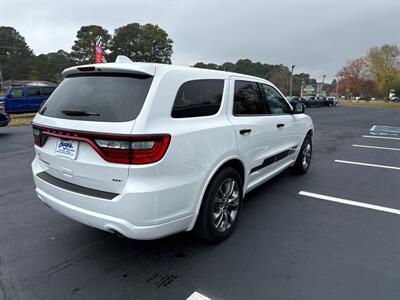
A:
[32, 125, 170, 164]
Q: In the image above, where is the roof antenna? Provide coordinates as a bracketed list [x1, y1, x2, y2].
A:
[115, 55, 134, 64]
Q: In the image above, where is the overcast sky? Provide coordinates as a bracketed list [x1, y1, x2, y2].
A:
[1, 0, 399, 82]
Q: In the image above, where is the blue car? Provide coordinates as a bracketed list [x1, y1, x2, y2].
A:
[0, 85, 57, 114]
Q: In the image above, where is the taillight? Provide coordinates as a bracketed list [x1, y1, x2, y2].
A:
[32, 124, 171, 165]
[94, 135, 170, 164]
[33, 127, 41, 145]
[131, 135, 170, 164]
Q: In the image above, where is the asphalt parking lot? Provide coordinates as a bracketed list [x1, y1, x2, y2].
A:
[1, 106, 400, 300]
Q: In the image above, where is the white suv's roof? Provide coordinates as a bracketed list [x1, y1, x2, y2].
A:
[62, 55, 274, 85]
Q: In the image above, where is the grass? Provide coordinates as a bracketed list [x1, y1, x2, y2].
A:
[9, 113, 35, 126]
[338, 99, 400, 109]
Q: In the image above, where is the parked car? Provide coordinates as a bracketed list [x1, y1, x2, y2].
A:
[328, 96, 338, 106]
[321, 96, 336, 107]
[301, 96, 322, 108]
[0, 101, 10, 127]
[287, 96, 307, 111]
[31, 56, 314, 243]
[0, 85, 57, 114]
[286, 96, 301, 105]
[389, 89, 399, 101]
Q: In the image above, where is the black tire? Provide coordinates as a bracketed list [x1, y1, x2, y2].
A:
[291, 134, 312, 175]
[193, 167, 243, 243]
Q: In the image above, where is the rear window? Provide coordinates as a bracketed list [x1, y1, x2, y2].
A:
[171, 79, 224, 118]
[39, 73, 153, 122]
[29, 87, 41, 96]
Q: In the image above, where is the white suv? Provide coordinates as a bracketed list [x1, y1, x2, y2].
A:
[32, 56, 314, 243]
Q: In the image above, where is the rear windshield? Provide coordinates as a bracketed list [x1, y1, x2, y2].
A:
[39, 73, 153, 122]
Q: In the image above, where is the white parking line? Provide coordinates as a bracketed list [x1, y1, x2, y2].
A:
[370, 125, 400, 134]
[299, 191, 400, 215]
[353, 144, 400, 151]
[363, 135, 400, 141]
[335, 160, 400, 171]
[187, 291, 212, 300]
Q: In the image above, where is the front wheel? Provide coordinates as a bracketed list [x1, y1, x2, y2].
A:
[291, 135, 312, 174]
[193, 167, 243, 243]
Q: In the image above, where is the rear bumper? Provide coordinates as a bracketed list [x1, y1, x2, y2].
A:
[32, 158, 199, 240]
[35, 186, 193, 239]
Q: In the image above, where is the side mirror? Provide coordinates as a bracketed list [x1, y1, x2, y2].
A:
[293, 102, 305, 114]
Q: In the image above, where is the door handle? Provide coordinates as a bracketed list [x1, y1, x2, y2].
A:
[277, 123, 285, 128]
[240, 129, 252, 135]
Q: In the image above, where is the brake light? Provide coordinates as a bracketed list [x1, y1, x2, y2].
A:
[77, 66, 95, 72]
[130, 135, 170, 164]
[32, 125, 170, 165]
[94, 135, 170, 164]
[33, 127, 47, 146]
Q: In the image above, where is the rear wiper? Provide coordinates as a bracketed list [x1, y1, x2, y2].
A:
[62, 110, 100, 116]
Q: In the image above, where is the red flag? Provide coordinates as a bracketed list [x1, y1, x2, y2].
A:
[95, 45, 103, 64]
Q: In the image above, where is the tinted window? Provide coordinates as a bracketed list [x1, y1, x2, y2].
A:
[29, 87, 41, 96]
[233, 81, 266, 115]
[171, 79, 224, 118]
[40, 74, 153, 122]
[42, 87, 56, 96]
[261, 84, 290, 114]
[10, 88, 24, 98]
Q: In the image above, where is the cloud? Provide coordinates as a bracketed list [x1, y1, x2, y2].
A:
[1, 0, 399, 81]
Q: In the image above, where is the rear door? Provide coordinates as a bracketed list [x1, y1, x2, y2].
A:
[33, 73, 153, 194]
[227, 78, 280, 188]
[260, 83, 302, 168]
[27, 87, 44, 111]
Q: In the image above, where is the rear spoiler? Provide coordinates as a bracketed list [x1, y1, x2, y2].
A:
[62, 56, 156, 77]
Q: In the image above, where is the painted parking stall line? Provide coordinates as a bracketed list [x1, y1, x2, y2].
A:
[363, 135, 400, 141]
[299, 191, 400, 216]
[335, 160, 400, 171]
[352, 144, 400, 151]
[187, 291, 212, 300]
[370, 125, 400, 135]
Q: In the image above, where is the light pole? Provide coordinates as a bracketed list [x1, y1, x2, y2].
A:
[289, 65, 295, 97]
[336, 76, 339, 98]
[321, 74, 326, 95]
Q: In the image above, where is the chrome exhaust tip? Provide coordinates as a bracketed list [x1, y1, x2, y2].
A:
[108, 229, 126, 239]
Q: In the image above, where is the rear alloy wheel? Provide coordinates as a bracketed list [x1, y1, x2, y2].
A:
[291, 135, 312, 175]
[213, 178, 240, 233]
[193, 167, 243, 243]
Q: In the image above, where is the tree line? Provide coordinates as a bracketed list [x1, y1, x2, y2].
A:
[193, 60, 317, 96]
[0, 24, 173, 84]
[0, 25, 318, 94]
[7, 24, 396, 99]
[336, 44, 400, 99]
